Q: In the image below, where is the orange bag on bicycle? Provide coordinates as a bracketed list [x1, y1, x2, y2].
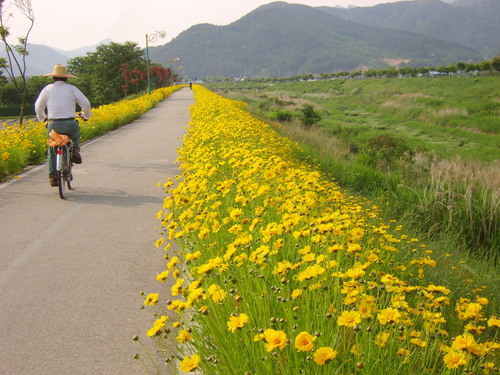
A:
[48, 130, 70, 147]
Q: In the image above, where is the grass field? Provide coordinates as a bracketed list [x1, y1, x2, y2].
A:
[203, 75, 499, 263]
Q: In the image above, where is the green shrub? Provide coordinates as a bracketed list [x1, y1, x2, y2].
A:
[363, 134, 412, 169]
[270, 108, 294, 122]
[298, 104, 321, 128]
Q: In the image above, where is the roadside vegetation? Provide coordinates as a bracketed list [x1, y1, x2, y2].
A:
[203, 74, 499, 265]
[0, 86, 183, 180]
[140, 85, 498, 374]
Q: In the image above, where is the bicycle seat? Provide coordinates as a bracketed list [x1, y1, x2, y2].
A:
[49, 130, 71, 147]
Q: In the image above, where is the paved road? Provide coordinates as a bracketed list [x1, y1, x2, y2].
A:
[0, 88, 193, 374]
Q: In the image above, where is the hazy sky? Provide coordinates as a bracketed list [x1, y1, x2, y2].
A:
[5, 0, 409, 51]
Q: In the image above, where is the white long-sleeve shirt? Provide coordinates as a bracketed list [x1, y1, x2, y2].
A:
[35, 81, 92, 122]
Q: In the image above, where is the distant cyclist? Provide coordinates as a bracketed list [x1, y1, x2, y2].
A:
[35, 64, 92, 187]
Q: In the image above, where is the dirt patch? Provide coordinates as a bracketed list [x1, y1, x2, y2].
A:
[381, 57, 411, 66]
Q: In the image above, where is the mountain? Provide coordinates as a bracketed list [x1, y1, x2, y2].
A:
[149, 1, 483, 79]
[0, 44, 70, 77]
[319, 0, 500, 58]
[0, 41, 107, 77]
[52, 39, 112, 59]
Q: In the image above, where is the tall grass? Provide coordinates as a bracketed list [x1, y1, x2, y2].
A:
[397, 156, 499, 256]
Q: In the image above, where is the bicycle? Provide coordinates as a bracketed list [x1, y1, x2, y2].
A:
[48, 113, 86, 199]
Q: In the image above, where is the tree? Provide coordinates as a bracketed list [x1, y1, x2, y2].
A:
[150, 64, 172, 90]
[478, 60, 492, 72]
[67, 42, 146, 106]
[0, 0, 34, 124]
[492, 56, 500, 72]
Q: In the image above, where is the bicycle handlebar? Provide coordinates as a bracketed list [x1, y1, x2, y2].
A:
[77, 112, 88, 121]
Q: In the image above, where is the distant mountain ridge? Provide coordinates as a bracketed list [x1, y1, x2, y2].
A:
[1, 1, 498, 79]
[320, 0, 500, 58]
[0, 40, 110, 77]
[149, 0, 491, 78]
[51, 39, 112, 59]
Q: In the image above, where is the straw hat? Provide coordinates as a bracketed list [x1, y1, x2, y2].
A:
[44, 64, 77, 78]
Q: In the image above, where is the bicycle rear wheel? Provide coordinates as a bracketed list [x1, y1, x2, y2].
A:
[66, 145, 74, 190]
[58, 147, 67, 199]
[66, 161, 73, 190]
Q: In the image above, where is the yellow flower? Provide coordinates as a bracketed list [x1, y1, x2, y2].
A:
[227, 313, 249, 333]
[374, 331, 389, 348]
[348, 227, 365, 241]
[188, 287, 203, 301]
[249, 245, 270, 264]
[337, 310, 361, 328]
[176, 329, 193, 343]
[185, 251, 202, 261]
[171, 278, 185, 296]
[377, 307, 402, 325]
[457, 302, 483, 320]
[313, 346, 337, 365]
[464, 322, 485, 335]
[154, 237, 164, 248]
[295, 331, 316, 352]
[487, 316, 500, 328]
[263, 329, 288, 352]
[179, 353, 201, 373]
[198, 227, 210, 239]
[291, 289, 303, 299]
[410, 338, 427, 347]
[167, 256, 179, 271]
[476, 296, 489, 305]
[143, 293, 159, 306]
[397, 348, 410, 357]
[207, 284, 227, 303]
[156, 270, 169, 282]
[273, 260, 294, 275]
[443, 350, 467, 369]
[146, 315, 168, 337]
[451, 333, 477, 351]
[358, 295, 376, 318]
[297, 264, 325, 281]
[229, 208, 243, 220]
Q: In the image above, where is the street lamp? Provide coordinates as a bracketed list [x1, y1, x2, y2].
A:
[145, 30, 166, 94]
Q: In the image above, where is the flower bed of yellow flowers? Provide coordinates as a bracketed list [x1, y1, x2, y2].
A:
[145, 85, 498, 374]
[0, 86, 182, 180]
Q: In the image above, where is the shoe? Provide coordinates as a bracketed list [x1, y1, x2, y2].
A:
[49, 173, 58, 187]
[71, 148, 82, 164]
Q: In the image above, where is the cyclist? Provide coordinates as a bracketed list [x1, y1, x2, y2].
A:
[35, 64, 92, 187]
